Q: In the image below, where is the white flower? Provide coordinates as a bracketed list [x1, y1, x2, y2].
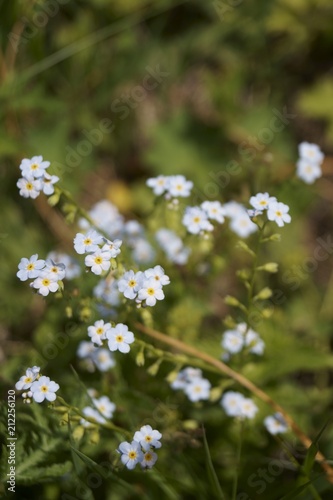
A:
[167, 175, 193, 198]
[19, 155, 50, 178]
[85, 249, 112, 275]
[245, 330, 265, 355]
[147, 175, 169, 195]
[101, 239, 122, 258]
[92, 348, 115, 371]
[88, 319, 112, 346]
[140, 449, 158, 469]
[170, 367, 203, 390]
[133, 425, 162, 451]
[184, 378, 211, 402]
[239, 397, 258, 419]
[79, 199, 124, 240]
[267, 202, 291, 227]
[118, 270, 143, 299]
[298, 142, 324, 165]
[106, 323, 135, 353]
[155, 229, 191, 265]
[44, 259, 66, 281]
[230, 213, 258, 238]
[81, 406, 106, 426]
[15, 367, 40, 390]
[201, 201, 225, 223]
[221, 330, 244, 354]
[41, 173, 59, 195]
[296, 159, 322, 184]
[131, 239, 155, 264]
[47, 251, 81, 280]
[31, 273, 59, 296]
[17, 176, 41, 199]
[264, 413, 288, 435]
[17, 254, 45, 281]
[223, 201, 245, 219]
[74, 229, 103, 254]
[247, 209, 263, 218]
[92, 396, 116, 419]
[220, 391, 245, 417]
[249, 193, 277, 211]
[30, 376, 59, 403]
[183, 207, 213, 235]
[137, 279, 165, 307]
[124, 219, 144, 238]
[77, 341, 96, 359]
[144, 265, 170, 286]
[118, 441, 143, 470]
[94, 279, 120, 307]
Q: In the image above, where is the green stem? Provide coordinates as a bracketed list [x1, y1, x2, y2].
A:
[56, 396, 131, 438]
[232, 419, 244, 500]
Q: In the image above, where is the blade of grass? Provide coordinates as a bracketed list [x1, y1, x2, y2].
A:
[202, 425, 225, 499]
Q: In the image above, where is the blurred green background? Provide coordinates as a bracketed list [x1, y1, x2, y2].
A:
[1, 0, 333, 498]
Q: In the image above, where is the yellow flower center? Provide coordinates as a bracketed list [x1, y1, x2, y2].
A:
[24, 376, 32, 383]
[145, 436, 152, 442]
[193, 216, 201, 223]
[276, 211, 282, 217]
[129, 451, 137, 459]
[42, 278, 50, 286]
[40, 385, 48, 393]
[128, 280, 136, 287]
[116, 335, 124, 343]
[96, 327, 104, 335]
[94, 257, 102, 264]
[84, 238, 92, 245]
[27, 263, 34, 270]
[31, 163, 38, 170]
[147, 288, 155, 296]
[26, 183, 33, 190]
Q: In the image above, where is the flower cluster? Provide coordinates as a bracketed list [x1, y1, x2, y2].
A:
[170, 367, 211, 402]
[118, 265, 170, 307]
[74, 229, 122, 276]
[155, 228, 191, 265]
[78, 200, 155, 265]
[220, 391, 258, 419]
[118, 425, 162, 470]
[17, 156, 59, 199]
[77, 341, 115, 372]
[221, 323, 265, 359]
[147, 174, 193, 199]
[17, 254, 67, 296]
[264, 413, 288, 435]
[249, 192, 291, 228]
[296, 141, 324, 184]
[86, 320, 135, 353]
[81, 390, 116, 427]
[15, 366, 59, 404]
[223, 201, 258, 238]
[183, 202, 223, 236]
